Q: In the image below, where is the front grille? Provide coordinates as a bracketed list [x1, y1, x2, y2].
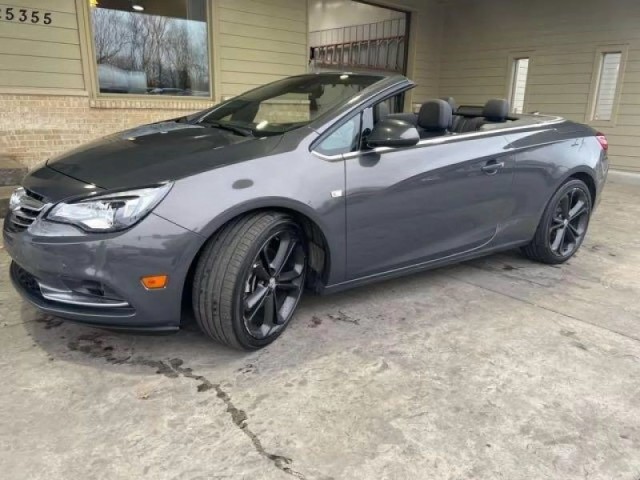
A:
[7, 189, 45, 232]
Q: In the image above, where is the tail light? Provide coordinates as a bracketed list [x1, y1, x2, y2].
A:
[596, 132, 608, 151]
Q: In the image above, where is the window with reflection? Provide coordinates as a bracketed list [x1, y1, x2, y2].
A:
[89, 0, 210, 97]
[315, 115, 362, 156]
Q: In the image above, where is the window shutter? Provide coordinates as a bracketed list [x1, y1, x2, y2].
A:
[511, 58, 529, 114]
[593, 52, 622, 121]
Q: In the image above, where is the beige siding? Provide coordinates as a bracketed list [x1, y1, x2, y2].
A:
[437, 0, 640, 171]
[217, 0, 307, 98]
[0, 0, 84, 91]
[404, 0, 443, 104]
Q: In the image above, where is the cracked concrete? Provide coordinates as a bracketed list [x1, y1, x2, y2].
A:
[65, 333, 306, 478]
[1, 178, 640, 479]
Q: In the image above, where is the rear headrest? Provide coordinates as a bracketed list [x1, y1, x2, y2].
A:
[483, 99, 509, 122]
[440, 97, 457, 113]
[418, 99, 452, 132]
[456, 105, 484, 117]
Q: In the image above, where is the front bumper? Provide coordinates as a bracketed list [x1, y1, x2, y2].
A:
[4, 212, 203, 331]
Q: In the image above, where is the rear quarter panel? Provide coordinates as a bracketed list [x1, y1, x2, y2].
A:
[502, 121, 606, 243]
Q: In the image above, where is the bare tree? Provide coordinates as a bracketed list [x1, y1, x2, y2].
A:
[165, 23, 192, 89]
[92, 7, 209, 95]
[92, 9, 129, 63]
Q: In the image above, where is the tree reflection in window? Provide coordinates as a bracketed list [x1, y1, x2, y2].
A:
[90, 0, 210, 96]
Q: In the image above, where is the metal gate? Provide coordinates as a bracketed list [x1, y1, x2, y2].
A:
[309, 16, 408, 74]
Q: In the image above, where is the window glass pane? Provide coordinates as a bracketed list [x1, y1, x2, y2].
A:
[90, 0, 210, 96]
[201, 74, 380, 135]
[593, 52, 622, 121]
[253, 94, 312, 125]
[316, 115, 361, 156]
[510, 58, 529, 114]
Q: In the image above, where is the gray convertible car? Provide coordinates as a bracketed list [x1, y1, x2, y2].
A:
[4, 73, 608, 350]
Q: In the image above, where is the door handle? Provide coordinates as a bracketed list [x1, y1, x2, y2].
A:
[481, 160, 505, 174]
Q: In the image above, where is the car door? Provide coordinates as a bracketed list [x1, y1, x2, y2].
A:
[345, 107, 514, 280]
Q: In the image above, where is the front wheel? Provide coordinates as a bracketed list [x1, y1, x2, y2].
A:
[521, 179, 592, 264]
[192, 212, 307, 350]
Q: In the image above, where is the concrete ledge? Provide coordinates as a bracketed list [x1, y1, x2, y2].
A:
[89, 97, 214, 110]
[607, 169, 640, 186]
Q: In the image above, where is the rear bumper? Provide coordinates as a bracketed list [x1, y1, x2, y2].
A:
[4, 212, 203, 331]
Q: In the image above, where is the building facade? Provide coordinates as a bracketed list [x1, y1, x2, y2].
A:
[0, 0, 440, 169]
[438, 0, 640, 173]
[0, 0, 305, 168]
[0, 0, 639, 172]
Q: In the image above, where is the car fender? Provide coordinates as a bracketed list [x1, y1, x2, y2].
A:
[197, 196, 331, 238]
[188, 195, 342, 286]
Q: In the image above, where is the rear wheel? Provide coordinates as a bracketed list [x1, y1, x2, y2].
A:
[521, 179, 592, 264]
[192, 212, 307, 350]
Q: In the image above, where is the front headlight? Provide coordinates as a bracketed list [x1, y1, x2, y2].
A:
[46, 183, 173, 232]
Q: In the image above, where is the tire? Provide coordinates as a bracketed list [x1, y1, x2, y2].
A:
[521, 179, 592, 265]
[192, 212, 307, 350]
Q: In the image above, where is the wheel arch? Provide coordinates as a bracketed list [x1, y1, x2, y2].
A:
[180, 198, 334, 316]
[522, 169, 595, 264]
[565, 169, 597, 205]
[527, 167, 597, 244]
[542, 168, 598, 220]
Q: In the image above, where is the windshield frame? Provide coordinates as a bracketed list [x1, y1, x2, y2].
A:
[193, 73, 390, 136]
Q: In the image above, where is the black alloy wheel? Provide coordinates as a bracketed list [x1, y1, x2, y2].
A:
[521, 179, 592, 264]
[242, 230, 306, 339]
[548, 187, 590, 257]
[192, 212, 308, 350]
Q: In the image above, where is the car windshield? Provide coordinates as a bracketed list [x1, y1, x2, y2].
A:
[197, 74, 383, 136]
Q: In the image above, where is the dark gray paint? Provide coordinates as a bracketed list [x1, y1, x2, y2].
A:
[46, 122, 282, 190]
[344, 134, 513, 280]
[3, 74, 608, 330]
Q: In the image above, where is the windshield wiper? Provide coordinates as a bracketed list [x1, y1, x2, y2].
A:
[202, 121, 253, 137]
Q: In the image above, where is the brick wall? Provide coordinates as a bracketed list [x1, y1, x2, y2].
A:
[0, 95, 315, 170]
[0, 95, 213, 169]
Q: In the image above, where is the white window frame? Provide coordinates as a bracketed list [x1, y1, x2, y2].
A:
[79, 0, 216, 103]
[587, 45, 628, 127]
[505, 52, 533, 115]
[510, 57, 530, 114]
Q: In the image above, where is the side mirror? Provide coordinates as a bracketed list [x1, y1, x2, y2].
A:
[366, 118, 420, 148]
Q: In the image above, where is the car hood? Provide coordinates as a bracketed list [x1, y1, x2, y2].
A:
[46, 121, 283, 189]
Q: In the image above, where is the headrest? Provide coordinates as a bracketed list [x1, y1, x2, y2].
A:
[483, 99, 509, 122]
[307, 84, 324, 99]
[418, 99, 453, 131]
[456, 105, 483, 117]
[440, 97, 457, 113]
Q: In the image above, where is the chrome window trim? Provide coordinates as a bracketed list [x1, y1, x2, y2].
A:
[312, 151, 344, 161]
[311, 115, 566, 162]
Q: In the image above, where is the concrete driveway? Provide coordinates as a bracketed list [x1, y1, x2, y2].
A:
[1, 177, 640, 480]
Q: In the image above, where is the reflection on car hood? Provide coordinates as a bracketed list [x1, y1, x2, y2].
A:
[46, 121, 282, 189]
